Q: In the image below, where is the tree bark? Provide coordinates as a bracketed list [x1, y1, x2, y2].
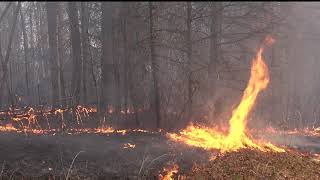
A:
[0, 2, 20, 108]
[186, 2, 192, 119]
[46, 2, 59, 107]
[100, 2, 114, 114]
[113, 30, 121, 115]
[0, 2, 12, 25]
[28, 3, 35, 59]
[67, 2, 82, 105]
[208, 2, 222, 126]
[20, 7, 29, 96]
[149, 2, 161, 129]
[121, 2, 129, 115]
[80, 2, 89, 104]
[57, 2, 66, 106]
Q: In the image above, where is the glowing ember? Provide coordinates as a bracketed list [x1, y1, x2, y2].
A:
[313, 154, 320, 162]
[159, 163, 179, 180]
[123, 143, 136, 149]
[263, 126, 320, 137]
[168, 36, 285, 153]
[0, 123, 17, 132]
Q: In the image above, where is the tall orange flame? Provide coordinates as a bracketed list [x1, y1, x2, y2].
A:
[168, 36, 285, 153]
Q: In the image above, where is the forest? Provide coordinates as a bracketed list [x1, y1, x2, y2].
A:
[0, 2, 319, 179]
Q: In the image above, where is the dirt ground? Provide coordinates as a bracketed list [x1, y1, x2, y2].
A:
[0, 131, 319, 179]
[0, 131, 210, 179]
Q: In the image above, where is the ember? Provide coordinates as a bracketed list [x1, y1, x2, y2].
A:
[123, 143, 136, 149]
[159, 163, 179, 180]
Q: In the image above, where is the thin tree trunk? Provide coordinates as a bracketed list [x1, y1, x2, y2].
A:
[113, 30, 121, 115]
[186, 2, 192, 119]
[0, 2, 20, 107]
[208, 2, 222, 126]
[57, 2, 66, 106]
[121, 2, 129, 115]
[129, 20, 140, 126]
[36, 2, 46, 80]
[0, 2, 12, 25]
[8, 60, 13, 107]
[80, 2, 89, 105]
[89, 43, 99, 107]
[28, 3, 35, 59]
[20, 8, 29, 96]
[149, 2, 161, 129]
[99, 2, 114, 114]
[67, 2, 82, 105]
[46, 2, 59, 107]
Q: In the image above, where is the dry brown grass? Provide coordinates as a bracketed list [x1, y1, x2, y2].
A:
[187, 149, 320, 180]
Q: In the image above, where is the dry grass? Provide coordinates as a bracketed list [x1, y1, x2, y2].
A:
[186, 149, 320, 180]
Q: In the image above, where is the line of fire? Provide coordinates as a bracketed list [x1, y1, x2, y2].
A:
[0, 2, 319, 179]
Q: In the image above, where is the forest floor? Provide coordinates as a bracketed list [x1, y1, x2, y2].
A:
[0, 130, 319, 179]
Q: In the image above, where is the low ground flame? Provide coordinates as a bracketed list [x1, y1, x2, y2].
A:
[159, 163, 179, 180]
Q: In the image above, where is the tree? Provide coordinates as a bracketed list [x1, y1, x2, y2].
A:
[0, 2, 20, 108]
[149, 2, 161, 129]
[45, 2, 60, 107]
[186, 2, 193, 119]
[67, 2, 82, 105]
[80, 2, 89, 104]
[57, 2, 66, 106]
[100, 2, 114, 113]
[208, 2, 222, 126]
[20, 4, 29, 97]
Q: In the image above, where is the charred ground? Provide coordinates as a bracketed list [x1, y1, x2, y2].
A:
[0, 129, 319, 179]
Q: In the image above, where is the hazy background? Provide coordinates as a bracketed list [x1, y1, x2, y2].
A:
[0, 2, 319, 130]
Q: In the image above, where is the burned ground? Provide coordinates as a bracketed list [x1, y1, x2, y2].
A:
[0, 131, 210, 179]
[0, 131, 319, 179]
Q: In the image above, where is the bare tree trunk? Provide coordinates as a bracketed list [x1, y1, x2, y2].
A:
[99, 2, 114, 114]
[46, 2, 59, 107]
[20, 8, 29, 97]
[186, 2, 192, 119]
[0, 2, 20, 108]
[0, 2, 12, 24]
[36, 2, 46, 80]
[67, 2, 82, 105]
[28, 3, 35, 59]
[121, 2, 129, 115]
[149, 2, 161, 129]
[57, 2, 66, 106]
[89, 42, 99, 108]
[208, 2, 222, 126]
[113, 30, 121, 115]
[80, 2, 89, 104]
[8, 60, 13, 107]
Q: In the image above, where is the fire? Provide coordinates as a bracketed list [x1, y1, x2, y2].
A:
[168, 36, 285, 153]
[123, 143, 136, 149]
[263, 126, 320, 137]
[159, 163, 179, 180]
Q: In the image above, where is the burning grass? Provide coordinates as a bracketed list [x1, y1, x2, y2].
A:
[187, 149, 320, 180]
[168, 36, 286, 153]
[0, 35, 320, 179]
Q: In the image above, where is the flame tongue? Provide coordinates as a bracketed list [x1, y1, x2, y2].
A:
[168, 36, 285, 153]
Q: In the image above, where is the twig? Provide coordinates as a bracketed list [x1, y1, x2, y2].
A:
[138, 147, 149, 175]
[145, 153, 169, 170]
[0, 160, 5, 177]
[9, 168, 18, 180]
[65, 150, 85, 180]
[58, 143, 65, 173]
